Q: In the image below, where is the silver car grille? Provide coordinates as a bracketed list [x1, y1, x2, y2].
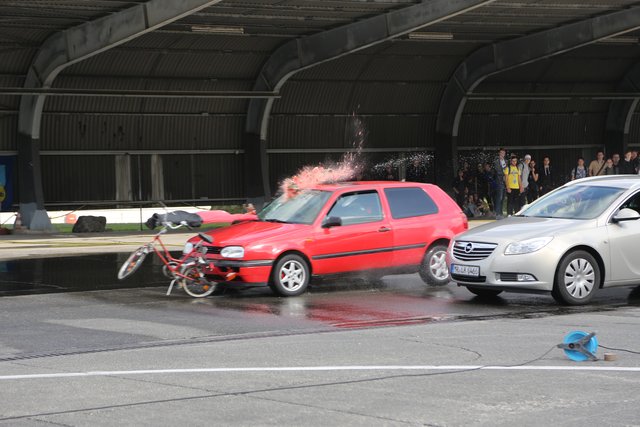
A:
[452, 241, 498, 261]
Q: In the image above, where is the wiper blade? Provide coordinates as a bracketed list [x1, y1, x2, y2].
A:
[264, 218, 288, 223]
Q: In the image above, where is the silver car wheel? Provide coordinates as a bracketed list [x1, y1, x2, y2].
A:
[279, 260, 306, 292]
[429, 250, 449, 281]
[564, 258, 595, 299]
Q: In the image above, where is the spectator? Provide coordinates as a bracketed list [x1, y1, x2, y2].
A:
[383, 164, 396, 180]
[588, 151, 606, 176]
[527, 159, 539, 203]
[603, 158, 615, 175]
[405, 158, 425, 183]
[611, 153, 622, 174]
[474, 162, 487, 199]
[463, 194, 482, 218]
[621, 151, 635, 174]
[632, 150, 639, 174]
[474, 193, 491, 216]
[504, 155, 523, 216]
[460, 161, 474, 190]
[570, 157, 587, 181]
[453, 169, 467, 207]
[482, 162, 497, 214]
[492, 148, 508, 218]
[538, 156, 554, 196]
[519, 154, 531, 207]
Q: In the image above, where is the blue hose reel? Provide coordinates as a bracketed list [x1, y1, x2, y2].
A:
[557, 331, 598, 361]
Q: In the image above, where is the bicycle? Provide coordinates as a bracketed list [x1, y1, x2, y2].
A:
[117, 211, 218, 298]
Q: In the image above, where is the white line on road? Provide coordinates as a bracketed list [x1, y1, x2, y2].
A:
[1, 365, 640, 380]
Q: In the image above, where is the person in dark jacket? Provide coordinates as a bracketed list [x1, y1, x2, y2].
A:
[492, 148, 507, 218]
[405, 158, 426, 182]
[452, 169, 468, 208]
[538, 156, 554, 196]
[611, 153, 622, 175]
[621, 151, 635, 174]
[527, 159, 539, 203]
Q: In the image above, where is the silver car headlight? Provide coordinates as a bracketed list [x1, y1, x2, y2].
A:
[182, 242, 194, 255]
[221, 246, 244, 258]
[505, 237, 553, 255]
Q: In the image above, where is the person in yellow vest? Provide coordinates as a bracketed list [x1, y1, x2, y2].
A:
[504, 155, 523, 216]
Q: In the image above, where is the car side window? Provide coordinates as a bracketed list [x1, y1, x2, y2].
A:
[384, 187, 438, 219]
[619, 191, 640, 215]
[326, 191, 383, 226]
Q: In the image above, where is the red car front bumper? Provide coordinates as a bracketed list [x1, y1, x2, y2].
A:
[205, 258, 274, 285]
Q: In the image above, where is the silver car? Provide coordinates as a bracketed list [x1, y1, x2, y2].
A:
[448, 175, 640, 305]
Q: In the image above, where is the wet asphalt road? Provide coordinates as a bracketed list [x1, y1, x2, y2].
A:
[0, 254, 639, 344]
[1, 255, 640, 425]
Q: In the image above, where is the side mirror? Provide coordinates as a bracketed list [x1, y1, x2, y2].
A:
[322, 216, 342, 228]
[612, 208, 640, 223]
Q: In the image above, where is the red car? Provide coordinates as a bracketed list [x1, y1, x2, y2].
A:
[189, 181, 467, 296]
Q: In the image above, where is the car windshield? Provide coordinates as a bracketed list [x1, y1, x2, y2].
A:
[520, 184, 626, 219]
[258, 190, 331, 224]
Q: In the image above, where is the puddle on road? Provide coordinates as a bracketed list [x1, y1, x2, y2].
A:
[0, 254, 170, 296]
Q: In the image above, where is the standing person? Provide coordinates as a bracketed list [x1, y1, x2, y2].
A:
[621, 151, 634, 174]
[538, 156, 554, 196]
[611, 153, 622, 175]
[482, 162, 497, 215]
[383, 164, 396, 180]
[603, 158, 615, 175]
[518, 154, 531, 207]
[405, 158, 425, 182]
[632, 150, 640, 174]
[527, 159, 539, 203]
[475, 162, 486, 199]
[461, 161, 474, 192]
[452, 169, 467, 208]
[492, 148, 507, 218]
[570, 157, 587, 181]
[588, 151, 606, 176]
[504, 155, 523, 216]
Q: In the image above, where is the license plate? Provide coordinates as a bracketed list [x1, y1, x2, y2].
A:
[451, 264, 480, 277]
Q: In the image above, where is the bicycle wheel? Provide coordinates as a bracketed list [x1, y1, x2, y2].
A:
[117, 247, 148, 280]
[179, 264, 216, 298]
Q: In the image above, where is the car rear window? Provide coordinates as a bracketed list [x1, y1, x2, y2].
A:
[384, 187, 438, 219]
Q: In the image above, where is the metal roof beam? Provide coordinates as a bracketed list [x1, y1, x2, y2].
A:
[244, 0, 496, 202]
[605, 63, 640, 156]
[9, 87, 279, 99]
[435, 6, 640, 184]
[469, 92, 640, 100]
[17, 0, 224, 229]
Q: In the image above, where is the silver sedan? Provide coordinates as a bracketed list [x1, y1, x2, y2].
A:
[447, 175, 640, 305]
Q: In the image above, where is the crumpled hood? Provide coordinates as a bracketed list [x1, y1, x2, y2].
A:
[196, 221, 307, 247]
[459, 216, 595, 242]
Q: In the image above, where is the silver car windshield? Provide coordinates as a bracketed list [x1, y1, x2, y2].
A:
[258, 190, 331, 224]
[520, 185, 626, 219]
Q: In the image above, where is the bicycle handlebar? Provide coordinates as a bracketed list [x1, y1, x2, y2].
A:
[162, 220, 189, 230]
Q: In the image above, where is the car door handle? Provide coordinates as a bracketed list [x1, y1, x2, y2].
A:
[378, 226, 391, 232]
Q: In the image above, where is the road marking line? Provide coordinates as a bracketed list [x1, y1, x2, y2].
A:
[1, 365, 640, 380]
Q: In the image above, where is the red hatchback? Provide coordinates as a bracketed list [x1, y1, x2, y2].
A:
[190, 181, 467, 296]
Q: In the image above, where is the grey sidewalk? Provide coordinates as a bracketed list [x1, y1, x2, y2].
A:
[0, 230, 192, 261]
[0, 220, 494, 261]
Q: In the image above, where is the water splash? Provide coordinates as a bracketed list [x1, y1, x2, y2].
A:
[280, 112, 367, 199]
[370, 152, 434, 181]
